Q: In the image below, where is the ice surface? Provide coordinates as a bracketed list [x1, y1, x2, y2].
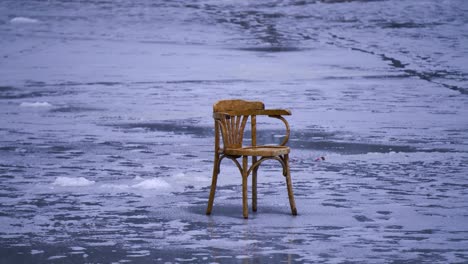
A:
[0, 0, 467, 263]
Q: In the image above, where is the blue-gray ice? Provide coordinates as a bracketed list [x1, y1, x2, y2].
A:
[1, 0, 468, 263]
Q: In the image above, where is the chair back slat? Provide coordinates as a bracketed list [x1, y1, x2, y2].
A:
[216, 115, 248, 149]
[213, 100, 264, 150]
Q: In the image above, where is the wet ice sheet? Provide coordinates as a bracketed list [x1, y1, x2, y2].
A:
[1, 148, 467, 263]
[1, 0, 468, 263]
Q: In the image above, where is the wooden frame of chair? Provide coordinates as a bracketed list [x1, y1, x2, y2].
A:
[206, 99, 298, 219]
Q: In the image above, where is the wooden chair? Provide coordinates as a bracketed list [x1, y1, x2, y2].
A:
[206, 99, 297, 219]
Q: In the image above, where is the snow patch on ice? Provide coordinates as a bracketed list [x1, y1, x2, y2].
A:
[174, 172, 209, 182]
[10, 17, 40, 24]
[133, 176, 143, 181]
[167, 219, 189, 229]
[100, 177, 172, 192]
[175, 257, 197, 262]
[127, 250, 150, 257]
[20, 102, 52, 107]
[48, 255, 66, 260]
[198, 238, 258, 249]
[70, 246, 86, 251]
[131, 178, 170, 190]
[53, 176, 95, 187]
[100, 183, 129, 190]
[86, 241, 116, 246]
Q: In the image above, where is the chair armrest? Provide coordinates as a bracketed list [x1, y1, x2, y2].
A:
[267, 115, 290, 146]
[258, 109, 291, 116]
[214, 109, 291, 117]
[213, 109, 291, 146]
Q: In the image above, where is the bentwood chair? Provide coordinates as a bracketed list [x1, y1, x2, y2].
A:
[206, 99, 297, 219]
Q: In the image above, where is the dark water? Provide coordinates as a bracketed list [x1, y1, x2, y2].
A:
[1, 0, 468, 263]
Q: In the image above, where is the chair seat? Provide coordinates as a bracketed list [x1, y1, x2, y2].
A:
[224, 145, 290, 157]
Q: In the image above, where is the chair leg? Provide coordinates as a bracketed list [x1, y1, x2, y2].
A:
[284, 154, 297, 215]
[206, 154, 220, 215]
[252, 156, 258, 212]
[242, 156, 249, 219]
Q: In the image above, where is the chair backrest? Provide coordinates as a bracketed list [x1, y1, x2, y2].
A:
[213, 99, 264, 112]
[213, 100, 264, 149]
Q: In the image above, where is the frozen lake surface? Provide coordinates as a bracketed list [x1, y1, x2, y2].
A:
[1, 0, 468, 263]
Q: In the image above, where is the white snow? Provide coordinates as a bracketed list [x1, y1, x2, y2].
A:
[70, 246, 86, 251]
[20, 102, 52, 107]
[52, 177, 95, 187]
[48, 255, 66, 260]
[86, 241, 116, 246]
[175, 257, 197, 262]
[10, 17, 40, 24]
[131, 178, 171, 190]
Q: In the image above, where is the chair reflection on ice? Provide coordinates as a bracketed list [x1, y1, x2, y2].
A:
[206, 99, 297, 219]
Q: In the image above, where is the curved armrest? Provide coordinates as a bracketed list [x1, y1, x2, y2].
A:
[213, 109, 291, 146]
[214, 109, 291, 117]
[256, 109, 291, 116]
[268, 115, 290, 146]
